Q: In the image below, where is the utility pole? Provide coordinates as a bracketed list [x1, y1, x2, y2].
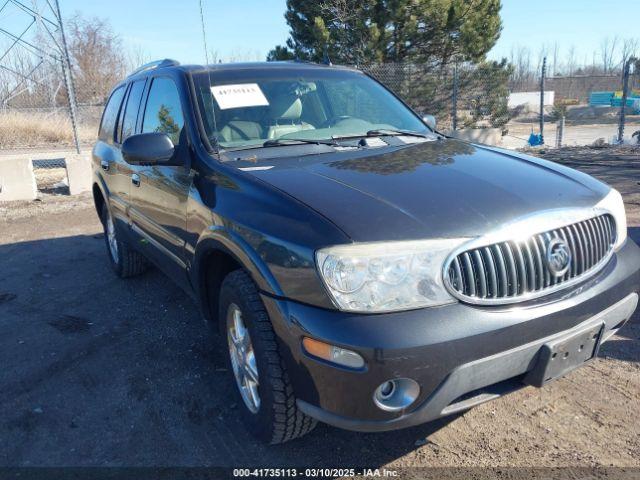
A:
[53, 0, 80, 154]
[618, 58, 632, 144]
[451, 62, 458, 131]
[539, 57, 546, 144]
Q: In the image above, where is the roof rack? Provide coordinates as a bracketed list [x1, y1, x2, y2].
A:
[128, 59, 180, 77]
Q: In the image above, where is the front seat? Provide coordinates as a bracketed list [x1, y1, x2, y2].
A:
[266, 95, 314, 139]
[219, 120, 263, 143]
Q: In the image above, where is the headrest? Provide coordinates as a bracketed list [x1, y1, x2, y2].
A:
[269, 95, 302, 121]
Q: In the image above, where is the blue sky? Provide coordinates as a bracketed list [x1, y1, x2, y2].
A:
[4, 0, 639, 66]
[489, 0, 639, 64]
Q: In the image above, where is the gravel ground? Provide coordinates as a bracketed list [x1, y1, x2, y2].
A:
[0, 147, 638, 469]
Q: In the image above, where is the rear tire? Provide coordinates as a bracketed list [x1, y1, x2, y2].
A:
[219, 269, 316, 444]
[101, 203, 147, 278]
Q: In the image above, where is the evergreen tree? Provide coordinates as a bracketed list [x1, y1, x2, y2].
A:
[156, 104, 180, 144]
[267, 0, 502, 66]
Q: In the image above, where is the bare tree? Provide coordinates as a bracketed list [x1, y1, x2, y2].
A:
[225, 48, 262, 63]
[318, 0, 375, 65]
[599, 36, 619, 74]
[551, 42, 559, 76]
[126, 44, 151, 73]
[207, 49, 220, 64]
[620, 38, 639, 70]
[565, 45, 577, 76]
[509, 45, 534, 90]
[66, 15, 127, 104]
[535, 44, 548, 78]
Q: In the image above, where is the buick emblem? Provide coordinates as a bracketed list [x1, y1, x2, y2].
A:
[546, 238, 571, 277]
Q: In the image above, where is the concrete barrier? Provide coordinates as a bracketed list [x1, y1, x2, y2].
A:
[448, 128, 503, 146]
[0, 156, 38, 201]
[0, 150, 92, 202]
[65, 153, 92, 195]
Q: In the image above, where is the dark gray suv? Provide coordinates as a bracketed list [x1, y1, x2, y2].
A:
[92, 59, 640, 443]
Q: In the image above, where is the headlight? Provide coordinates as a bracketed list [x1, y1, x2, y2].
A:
[596, 188, 627, 249]
[316, 239, 468, 313]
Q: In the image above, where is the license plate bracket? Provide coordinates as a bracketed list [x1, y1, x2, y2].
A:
[524, 323, 604, 387]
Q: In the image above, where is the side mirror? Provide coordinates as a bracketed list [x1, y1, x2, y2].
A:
[122, 132, 176, 166]
[422, 114, 437, 130]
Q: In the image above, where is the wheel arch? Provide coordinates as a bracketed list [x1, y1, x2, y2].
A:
[193, 228, 283, 328]
[92, 172, 111, 224]
[92, 182, 106, 222]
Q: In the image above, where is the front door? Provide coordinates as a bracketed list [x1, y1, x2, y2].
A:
[127, 76, 193, 289]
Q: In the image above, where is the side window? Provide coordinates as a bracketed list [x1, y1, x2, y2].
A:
[142, 77, 184, 146]
[120, 79, 146, 142]
[98, 86, 125, 143]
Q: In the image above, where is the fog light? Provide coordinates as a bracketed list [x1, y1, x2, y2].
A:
[379, 381, 395, 399]
[302, 337, 365, 369]
[373, 378, 420, 412]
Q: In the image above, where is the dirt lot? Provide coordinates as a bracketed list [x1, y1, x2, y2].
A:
[0, 147, 639, 469]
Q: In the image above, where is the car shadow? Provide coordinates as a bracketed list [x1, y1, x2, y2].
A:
[0, 234, 460, 468]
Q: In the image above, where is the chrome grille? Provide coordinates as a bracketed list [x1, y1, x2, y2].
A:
[446, 214, 616, 303]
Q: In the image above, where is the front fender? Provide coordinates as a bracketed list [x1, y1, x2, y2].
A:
[193, 225, 284, 298]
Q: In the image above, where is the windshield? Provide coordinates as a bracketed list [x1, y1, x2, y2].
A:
[192, 66, 429, 150]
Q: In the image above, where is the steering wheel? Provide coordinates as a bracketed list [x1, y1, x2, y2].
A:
[320, 115, 353, 128]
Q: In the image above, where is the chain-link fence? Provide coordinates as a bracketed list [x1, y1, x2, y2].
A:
[1, 59, 639, 151]
[0, 103, 102, 150]
[363, 62, 511, 132]
[362, 61, 640, 149]
[0, 0, 130, 153]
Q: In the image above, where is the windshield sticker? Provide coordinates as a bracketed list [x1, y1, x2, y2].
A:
[239, 166, 274, 171]
[211, 83, 269, 110]
[398, 135, 433, 144]
[363, 137, 388, 147]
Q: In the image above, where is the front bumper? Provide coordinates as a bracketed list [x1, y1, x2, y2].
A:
[261, 239, 640, 432]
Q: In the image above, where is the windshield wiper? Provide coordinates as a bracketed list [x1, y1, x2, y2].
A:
[365, 129, 430, 138]
[225, 138, 338, 152]
[331, 129, 431, 141]
[262, 138, 338, 147]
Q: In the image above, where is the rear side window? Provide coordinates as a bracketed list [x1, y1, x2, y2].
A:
[120, 79, 146, 142]
[98, 86, 125, 143]
[142, 77, 184, 146]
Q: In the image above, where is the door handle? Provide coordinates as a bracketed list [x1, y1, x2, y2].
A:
[131, 173, 141, 187]
[100, 159, 110, 171]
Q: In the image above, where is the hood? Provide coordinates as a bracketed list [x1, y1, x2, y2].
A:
[242, 139, 610, 242]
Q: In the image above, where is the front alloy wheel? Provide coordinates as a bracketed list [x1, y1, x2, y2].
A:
[227, 303, 260, 413]
[218, 269, 317, 443]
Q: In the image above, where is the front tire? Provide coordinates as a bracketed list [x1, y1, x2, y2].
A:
[100, 203, 147, 278]
[219, 269, 316, 444]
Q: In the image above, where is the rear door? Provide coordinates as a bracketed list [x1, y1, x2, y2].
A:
[128, 75, 194, 286]
[109, 79, 147, 223]
[93, 85, 130, 228]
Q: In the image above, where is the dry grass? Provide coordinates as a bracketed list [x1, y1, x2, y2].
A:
[0, 111, 97, 149]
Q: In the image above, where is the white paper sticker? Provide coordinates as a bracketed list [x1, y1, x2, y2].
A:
[239, 166, 274, 171]
[363, 137, 388, 147]
[211, 83, 269, 110]
[398, 135, 433, 144]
